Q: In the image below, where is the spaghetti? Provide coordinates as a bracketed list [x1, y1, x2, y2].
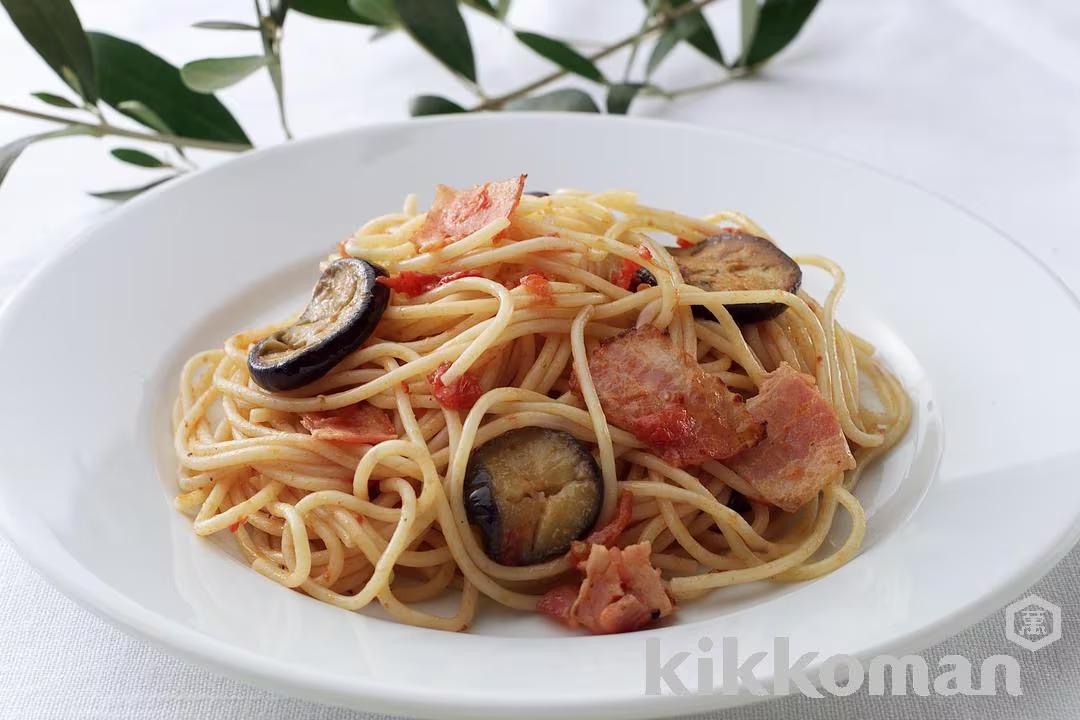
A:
[173, 182, 911, 633]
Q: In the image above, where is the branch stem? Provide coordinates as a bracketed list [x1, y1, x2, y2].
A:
[0, 102, 251, 153]
[472, 0, 720, 110]
[258, 0, 293, 140]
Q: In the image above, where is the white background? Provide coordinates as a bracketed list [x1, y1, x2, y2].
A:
[1, 1, 1079, 718]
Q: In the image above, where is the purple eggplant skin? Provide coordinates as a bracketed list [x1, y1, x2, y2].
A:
[632, 266, 658, 289]
[675, 231, 802, 324]
[248, 258, 390, 392]
[464, 427, 602, 566]
[525, 190, 550, 197]
[463, 467, 500, 552]
[726, 491, 752, 514]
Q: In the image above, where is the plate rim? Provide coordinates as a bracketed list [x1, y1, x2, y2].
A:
[0, 112, 1078, 718]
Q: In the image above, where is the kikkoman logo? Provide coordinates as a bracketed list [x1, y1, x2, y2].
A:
[1005, 594, 1062, 651]
[644, 637, 1022, 697]
[645, 594, 1063, 698]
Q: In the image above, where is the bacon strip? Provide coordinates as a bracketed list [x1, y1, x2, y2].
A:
[535, 585, 578, 624]
[539, 542, 675, 634]
[726, 362, 856, 512]
[572, 325, 763, 467]
[300, 403, 396, 444]
[413, 175, 526, 252]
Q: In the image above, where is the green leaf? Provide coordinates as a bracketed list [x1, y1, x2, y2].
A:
[270, 0, 289, 26]
[181, 55, 269, 93]
[515, 32, 603, 83]
[117, 102, 190, 160]
[0, 127, 87, 190]
[1, 0, 97, 102]
[606, 83, 642, 115]
[0, 135, 40, 190]
[742, 0, 818, 67]
[31, 91, 79, 109]
[505, 89, 599, 113]
[739, 0, 759, 68]
[392, 0, 475, 82]
[110, 148, 170, 168]
[349, 0, 398, 26]
[88, 33, 251, 146]
[461, 0, 498, 17]
[680, 7, 724, 66]
[646, 0, 725, 76]
[60, 66, 86, 100]
[291, 0, 382, 24]
[90, 176, 175, 202]
[646, 29, 680, 77]
[192, 20, 261, 31]
[116, 100, 174, 134]
[495, 0, 512, 19]
[409, 94, 466, 116]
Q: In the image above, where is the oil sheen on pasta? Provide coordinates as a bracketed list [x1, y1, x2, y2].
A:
[172, 186, 911, 633]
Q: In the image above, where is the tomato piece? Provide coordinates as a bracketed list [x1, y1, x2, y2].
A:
[520, 273, 553, 304]
[428, 361, 484, 410]
[611, 258, 640, 290]
[377, 270, 481, 297]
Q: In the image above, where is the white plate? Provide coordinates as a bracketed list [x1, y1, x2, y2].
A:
[0, 114, 1077, 719]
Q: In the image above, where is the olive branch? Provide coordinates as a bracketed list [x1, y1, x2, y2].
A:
[0, 0, 818, 200]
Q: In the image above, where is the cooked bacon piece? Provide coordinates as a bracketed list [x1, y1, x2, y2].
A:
[428, 361, 484, 410]
[569, 490, 633, 563]
[413, 175, 526, 252]
[539, 542, 674, 634]
[535, 584, 578, 624]
[377, 270, 480, 297]
[572, 325, 763, 467]
[300, 403, 396, 444]
[727, 362, 856, 512]
[630, 404, 696, 447]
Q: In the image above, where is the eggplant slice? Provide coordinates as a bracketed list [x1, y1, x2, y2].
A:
[675, 230, 801, 323]
[632, 266, 657, 289]
[464, 427, 602, 566]
[248, 258, 390, 392]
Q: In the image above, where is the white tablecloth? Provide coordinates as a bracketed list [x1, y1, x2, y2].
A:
[1, 1, 1078, 717]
